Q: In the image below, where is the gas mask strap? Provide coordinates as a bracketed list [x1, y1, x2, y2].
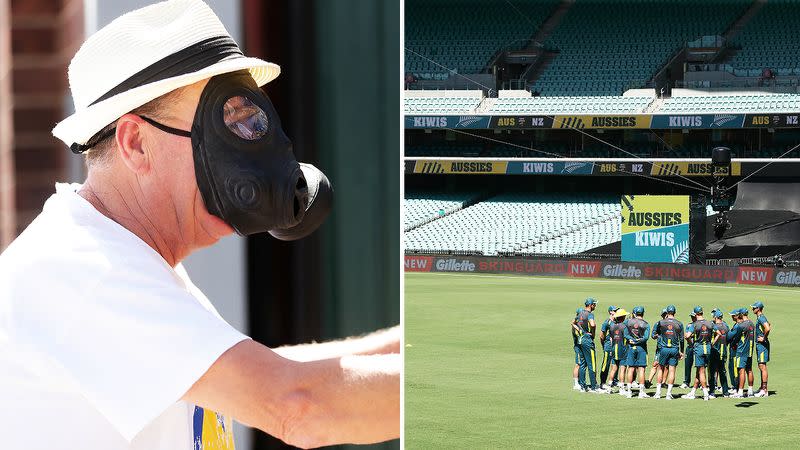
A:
[140, 116, 192, 138]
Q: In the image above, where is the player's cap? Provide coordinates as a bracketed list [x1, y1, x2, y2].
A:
[633, 306, 644, 315]
[614, 308, 628, 318]
[666, 305, 676, 314]
[576, 308, 582, 314]
[689, 311, 696, 317]
[585, 297, 597, 306]
[661, 308, 667, 317]
[713, 310, 723, 318]
[740, 308, 749, 315]
[729, 308, 739, 316]
[608, 305, 618, 313]
[751, 300, 764, 309]
[693, 306, 703, 315]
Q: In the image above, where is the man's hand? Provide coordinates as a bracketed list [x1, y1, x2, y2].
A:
[679, 353, 684, 360]
[183, 339, 400, 448]
[757, 336, 765, 343]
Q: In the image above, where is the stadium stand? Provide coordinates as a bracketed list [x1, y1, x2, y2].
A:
[487, 95, 653, 114]
[405, 0, 558, 80]
[404, 192, 483, 231]
[659, 93, 800, 113]
[729, 0, 800, 72]
[404, 193, 620, 255]
[532, 0, 750, 96]
[404, 96, 482, 114]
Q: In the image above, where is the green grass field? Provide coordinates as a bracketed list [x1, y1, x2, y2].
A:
[405, 272, 800, 448]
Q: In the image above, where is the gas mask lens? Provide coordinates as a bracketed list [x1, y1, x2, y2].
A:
[223, 95, 269, 140]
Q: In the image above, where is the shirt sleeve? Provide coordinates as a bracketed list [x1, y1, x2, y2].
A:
[15, 265, 249, 442]
[588, 312, 595, 321]
[726, 323, 740, 342]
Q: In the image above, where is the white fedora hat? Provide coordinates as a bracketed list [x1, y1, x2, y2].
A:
[52, 0, 280, 150]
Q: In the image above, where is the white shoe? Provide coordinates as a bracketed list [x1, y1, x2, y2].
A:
[653, 393, 661, 399]
[679, 383, 688, 389]
[618, 389, 628, 396]
[665, 394, 673, 400]
[708, 394, 716, 399]
[747, 389, 753, 397]
[623, 390, 632, 398]
[754, 389, 767, 398]
[728, 393, 743, 398]
[683, 393, 695, 399]
[631, 381, 640, 388]
[703, 396, 709, 401]
[573, 384, 583, 391]
[601, 384, 611, 390]
[638, 391, 649, 399]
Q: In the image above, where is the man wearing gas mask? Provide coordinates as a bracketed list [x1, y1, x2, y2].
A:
[0, 1, 399, 449]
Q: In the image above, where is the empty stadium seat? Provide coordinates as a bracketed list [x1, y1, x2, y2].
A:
[659, 93, 800, 114]
[730, 0, 800, 72]
[404, 193, 621, 255]
[405, 0, 559, 80]
[488, 95, 652, 114]
[531, 0, 750, 96]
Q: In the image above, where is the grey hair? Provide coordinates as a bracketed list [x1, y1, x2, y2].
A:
[84, 87, 187, 168]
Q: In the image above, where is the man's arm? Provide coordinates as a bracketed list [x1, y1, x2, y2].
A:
[274, 326, 400, 362]
[759, 317, 771, 341]
[725, 323, 740, 342]
[183, 339, 400, 448]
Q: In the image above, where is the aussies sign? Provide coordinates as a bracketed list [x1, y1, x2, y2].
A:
[620, 195, 690, 264]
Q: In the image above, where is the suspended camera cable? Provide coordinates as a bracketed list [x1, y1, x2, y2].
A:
[442, 128, 711, 194]
[405, 46, 711, 192]
[503, 0, 536, 28]
[728, 142, 800, 189]
[404, 48, 495, 94]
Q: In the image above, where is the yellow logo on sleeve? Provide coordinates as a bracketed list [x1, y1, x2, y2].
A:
[193, 406, 235, 450]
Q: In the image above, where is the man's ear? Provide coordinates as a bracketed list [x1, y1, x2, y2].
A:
[115, 114, 150, 173]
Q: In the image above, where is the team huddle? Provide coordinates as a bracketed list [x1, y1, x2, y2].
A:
[571, 298, 771, 400]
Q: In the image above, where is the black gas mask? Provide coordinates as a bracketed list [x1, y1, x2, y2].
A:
[189, 70, 332, 239]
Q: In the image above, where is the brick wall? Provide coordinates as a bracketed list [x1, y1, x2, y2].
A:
[10, 0, 83, 236]
[0, 0, 14, 250]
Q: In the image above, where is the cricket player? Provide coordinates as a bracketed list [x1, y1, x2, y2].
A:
[646, 308, 667, 389]
[607, 309, 629, 394]
[681, 310, 697, 388]
[724, 308, 756, 398]
[709, 308, 729, 398]
[651, 305, 683, 399]
[572, 307, 584, 390]
[684, 307, 714, 401]
[728, 309, 740, 390]
[622, 306, 650, 398]
[752, 301, 771, 397]
[573, 298, 605, 393]
[599, 305, 619, 388]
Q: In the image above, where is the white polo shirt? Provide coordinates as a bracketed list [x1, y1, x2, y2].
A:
[0, 183, 248, 449]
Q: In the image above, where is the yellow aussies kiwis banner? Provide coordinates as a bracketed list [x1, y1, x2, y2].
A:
[413, 160, 508, 174]
[621, 195, 690, 264]
[553, 115, 652, 129]
[650, 161, 741, 177]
